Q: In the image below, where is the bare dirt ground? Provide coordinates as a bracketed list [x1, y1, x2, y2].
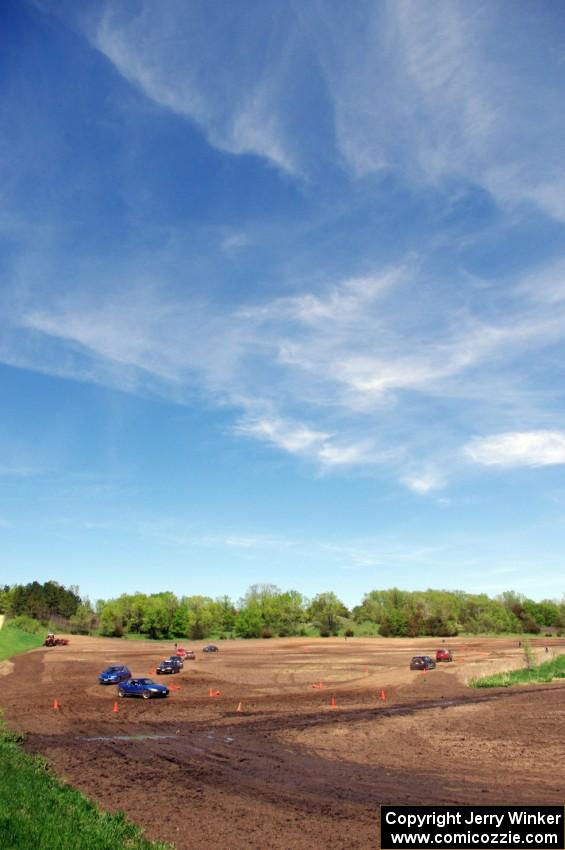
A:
[1, 635, 564, 850]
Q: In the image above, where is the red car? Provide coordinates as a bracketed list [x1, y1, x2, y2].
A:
[436, 648, 453, 662]
[175, 647, 196, 660]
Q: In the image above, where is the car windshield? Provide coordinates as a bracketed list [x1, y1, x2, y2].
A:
[136, 678, 152, 685]
[105, 667, 121, 673]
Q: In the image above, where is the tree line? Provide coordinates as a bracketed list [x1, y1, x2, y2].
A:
[1, 580, 564, 639]
[0, 581, 80, 624]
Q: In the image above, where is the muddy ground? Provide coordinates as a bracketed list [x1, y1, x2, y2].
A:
[1, 635, 564, 850]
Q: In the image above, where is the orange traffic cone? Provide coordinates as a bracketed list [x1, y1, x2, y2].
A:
[112, 702, 119, 714]
[329, 695, 337, 709]
[379, 689, 386, 701]
[53, 698, 60, 711]
[209, 688, 221, 697]
[236, 702, 243, 713]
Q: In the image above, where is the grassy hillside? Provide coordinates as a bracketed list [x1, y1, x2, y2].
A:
[0, 626, 44, 662]
[0, 723, 173, 850]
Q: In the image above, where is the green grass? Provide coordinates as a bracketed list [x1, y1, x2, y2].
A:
[0, 723, 173, 850]
[470, 653, 565, 688]
[0, 626, 44, 662]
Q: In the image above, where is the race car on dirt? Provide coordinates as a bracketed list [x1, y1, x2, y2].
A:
[156, 659, 181, 674]
[436, 648, 453, 662]
[117, 678, 169, 699]
[410, 655, 436, 670]
[202, 644, 219, 653]
[165, 655, 183, 668]
[174, 647, 195, 660]
[98, 665, 132, 684]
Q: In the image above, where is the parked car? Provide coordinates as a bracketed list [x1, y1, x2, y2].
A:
[99, 665, 132, 685]
[156, 659, 181, 675]
[117, 678, 169, 699]
[410, 655, 436, 670]
[202, 644, 219, 653]
[436, 648, 453, 662]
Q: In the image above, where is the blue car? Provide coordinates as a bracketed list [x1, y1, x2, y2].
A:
[117, 678, 169, 699]
[98, 665, 132, 685]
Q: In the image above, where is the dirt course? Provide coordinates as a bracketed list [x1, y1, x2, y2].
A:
[1, 635, 564, 850]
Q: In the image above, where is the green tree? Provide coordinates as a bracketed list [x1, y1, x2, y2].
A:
[307, 592, 348, 636]
[69, 601, 98, 634]
[210, 595, 236, 634]
[234, 604, 263, 638]
[98, 600, 125, 637]
[185, 596, 215, 640]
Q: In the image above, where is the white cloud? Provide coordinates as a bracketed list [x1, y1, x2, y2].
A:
[6, 247, 565, 490]
[250, 271, 403, 325]
[0, 465, 40, 477]
[518, 258, 565, 305]
[234, 415, 386, 469]
[235, 416, 330, 455]
[465, 431, 565, 468]
[319, 0, 565, 220]
[220, 233, 250, 252]
[90, 2, 297, 173]
[402, 470, 445, 494]
[36, 0, 565, 221]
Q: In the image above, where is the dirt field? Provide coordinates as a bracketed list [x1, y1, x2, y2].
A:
[1, 635, 564, 850]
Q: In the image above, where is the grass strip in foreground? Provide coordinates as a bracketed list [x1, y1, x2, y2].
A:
[0, 723, 173, 850]
[0, 626, 43, 662]
[470, 653, 565, 688]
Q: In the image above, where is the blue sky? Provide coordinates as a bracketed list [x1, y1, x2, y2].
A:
[2, 0, 565, 606]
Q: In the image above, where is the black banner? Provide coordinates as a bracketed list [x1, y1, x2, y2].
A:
[381, 806, 564, 849]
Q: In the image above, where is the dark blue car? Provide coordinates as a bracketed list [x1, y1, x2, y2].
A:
[98, 665, 131, 685]
[117, 678, 169, 699]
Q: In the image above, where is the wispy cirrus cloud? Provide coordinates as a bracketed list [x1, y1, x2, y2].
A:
[5, 251, 565, 489]
[63, 0, 565, 219]
[234, 414, 392, 469]
[220, 232, 250, 253]
[87, 1, 300, 173]
[5, 1, 565, 493]
[0, 465, 41, 478]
